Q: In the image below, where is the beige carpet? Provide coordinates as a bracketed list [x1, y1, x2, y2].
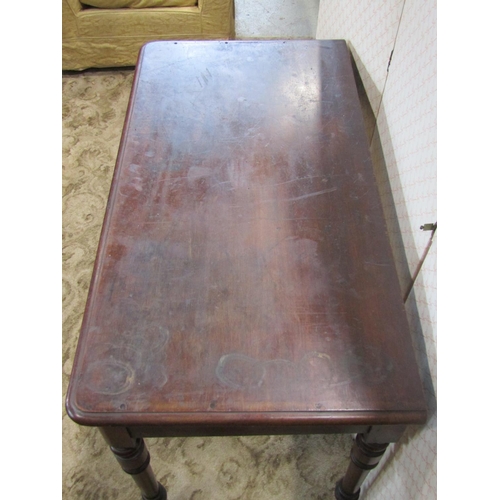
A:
[62, 68, 353, 500]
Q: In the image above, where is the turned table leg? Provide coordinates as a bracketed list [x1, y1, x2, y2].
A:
[335, 433, 388, 500]
[100, 428, 167, 500]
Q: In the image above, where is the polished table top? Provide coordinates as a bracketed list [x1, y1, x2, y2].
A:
[66, 40, 426, 430]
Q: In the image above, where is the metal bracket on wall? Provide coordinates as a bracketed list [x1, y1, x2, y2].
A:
[403, 222, 437, 303]
[420, 222, 437, 232]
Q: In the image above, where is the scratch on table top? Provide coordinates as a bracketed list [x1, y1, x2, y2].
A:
[272, 175, 325, 186]
[283, 187, 338, 202]
[228, 187, 338, 208]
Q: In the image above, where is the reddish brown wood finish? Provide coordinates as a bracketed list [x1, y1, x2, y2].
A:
[66, 40, 427, 497]
[335, 434, 389, 499]
[100, 428, 167, 500]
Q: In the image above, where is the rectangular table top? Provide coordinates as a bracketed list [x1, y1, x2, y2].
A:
[66, 40, 426, 429]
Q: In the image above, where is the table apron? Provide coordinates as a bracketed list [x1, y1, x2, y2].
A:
[125, 424, 407, 443]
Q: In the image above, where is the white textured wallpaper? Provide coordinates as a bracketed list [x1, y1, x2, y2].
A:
[317, 0, 437, 498]
[317, 0, 404, 140]
[371, 0, 437, 280]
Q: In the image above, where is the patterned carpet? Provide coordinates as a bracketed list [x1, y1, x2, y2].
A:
[62, 69, 353, 500]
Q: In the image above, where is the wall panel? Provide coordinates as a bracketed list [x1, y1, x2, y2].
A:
[372, 0, 437, 280]
[316, 0, 404, 140]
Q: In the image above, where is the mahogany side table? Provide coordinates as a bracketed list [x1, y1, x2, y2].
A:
[66, 40, 427, 500]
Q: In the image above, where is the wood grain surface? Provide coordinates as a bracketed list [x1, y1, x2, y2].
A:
[66, 40, 426, 428]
